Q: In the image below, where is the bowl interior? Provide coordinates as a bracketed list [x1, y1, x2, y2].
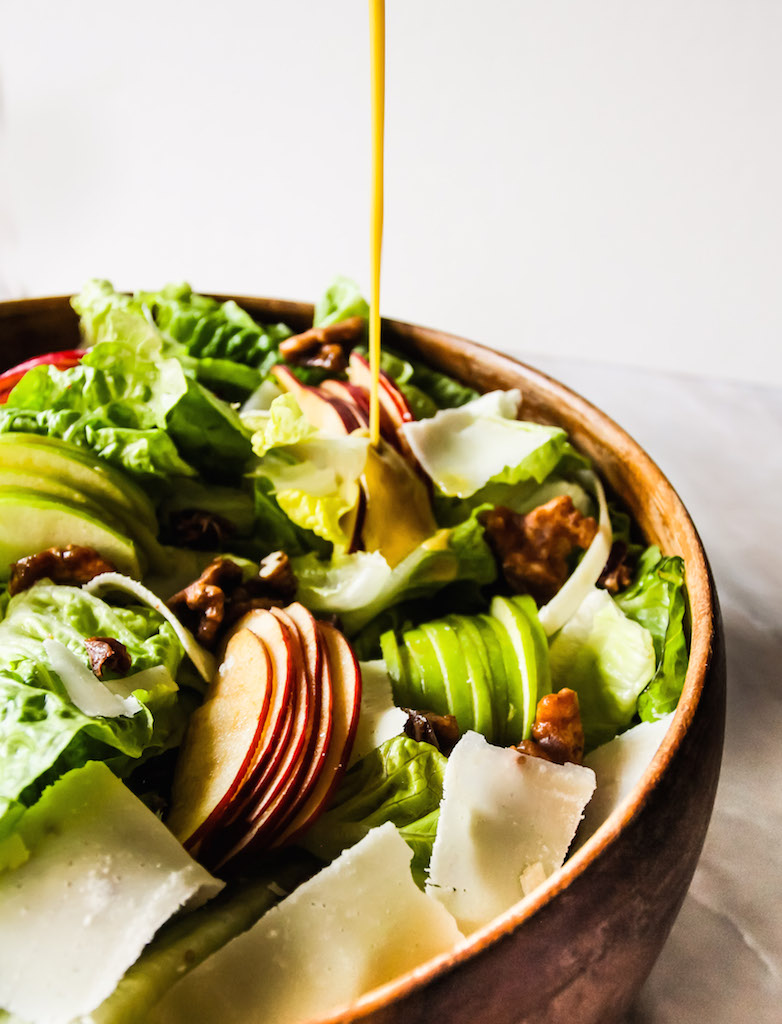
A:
[0, 295, 724, 1024]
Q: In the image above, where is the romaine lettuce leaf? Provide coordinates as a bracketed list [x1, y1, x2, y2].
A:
[0, 583, 187, 834]
[312, 275, 369, 328]
[301, 735, 446, 888]
[74, 279, 293, 380]
[548, 587, 656, 749]
[615, 547, 688, 721]
[293, 509, 496, 634]
[0, 322, 251, 483]
[248, 395, 368, 548]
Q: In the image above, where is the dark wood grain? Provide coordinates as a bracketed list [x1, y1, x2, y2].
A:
[0, 296, 725, 1024]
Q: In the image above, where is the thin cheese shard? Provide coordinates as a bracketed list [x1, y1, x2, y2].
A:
[151, 823, 463, 1024]
[578, 714, 674, 842]
[0, 763, 222, 1024]
[426, 731, 596, 934]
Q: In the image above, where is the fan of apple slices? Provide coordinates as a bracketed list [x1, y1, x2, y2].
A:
[166, 603, 362, 872]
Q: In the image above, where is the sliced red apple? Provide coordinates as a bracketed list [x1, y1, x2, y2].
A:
[209, 607, 326, 868]
[166, 627, 273, 850]
[271, 364, 363, 434]
[315, 380, 368, 428]
[202, 610, 297, 840]
[347, 352, 415, 426]
[270, 620, 363, 849]
[0, 349, 84, 403]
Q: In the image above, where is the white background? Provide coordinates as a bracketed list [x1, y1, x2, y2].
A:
[1, 0, 780, 385]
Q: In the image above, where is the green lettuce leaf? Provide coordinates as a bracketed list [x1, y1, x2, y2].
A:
[293, 509, 496, 634]
[74, 279, 293, 381]
[0, 321, 251, 484]
[248, 395, 368, 548]
[301, 736, 446, 888]
[548, 587, 656, 749]
[312, 275, 369, 328]
[0, 582, 187, 834]
[615, 547, 688, 721]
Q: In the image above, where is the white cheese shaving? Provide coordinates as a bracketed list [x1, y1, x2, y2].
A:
[151, 823, 463, 1024]
[43, 638, 142, 718]
[350, 659, 408, 765]
[400, 389, 574, 499]
[83, 572, 215, 682]
[538, 470, 612, 635]
[578, 714, 675, 843]
[0, 763, 222, 1024]
[426, 731, 596, 934]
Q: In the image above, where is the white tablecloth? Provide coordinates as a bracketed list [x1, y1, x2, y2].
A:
[528, 356, 782, 1024]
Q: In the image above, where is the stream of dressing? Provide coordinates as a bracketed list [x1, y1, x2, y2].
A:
[368, 0, 384, 447]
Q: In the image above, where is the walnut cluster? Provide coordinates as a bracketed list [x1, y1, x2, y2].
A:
[516, 688, 585, 765]
[84, 637, 132, 679]
[167, 551, 297, 648]
[278, 316, 365, 373]
[482, 497, 598, 604]
[403, 709, 461, 756]
[8, 545, 116, 596]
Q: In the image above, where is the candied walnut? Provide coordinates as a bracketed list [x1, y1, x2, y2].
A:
[168, 553, 298, 647]
[598, 540, 634, 595]
[515, 688, 585, 765]
[85, 637, 132, 679]
[403, 709, 461, 756]
[9, 545, 116, 596]
[278, 316, 365, 373]
[482, 497, 598, 604]
[168, 557, 243, 647]
[168, 509, 236, 550]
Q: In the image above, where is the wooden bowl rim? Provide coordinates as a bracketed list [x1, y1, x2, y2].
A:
[0, 294, 718, 1021]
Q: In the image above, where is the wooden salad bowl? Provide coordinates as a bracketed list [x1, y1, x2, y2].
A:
[0, 295, 726, 1024]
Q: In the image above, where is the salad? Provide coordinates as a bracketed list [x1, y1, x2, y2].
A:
[0, 278, 689, 1024]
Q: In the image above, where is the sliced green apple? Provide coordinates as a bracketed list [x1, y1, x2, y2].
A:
[448, 615, 495, 739]
[0, 433, 158, 534]
[0, 487, 142, 580]
[420, 620, 475, 733]
[403, 627, 449, 716]
[490, 595, 550, 740]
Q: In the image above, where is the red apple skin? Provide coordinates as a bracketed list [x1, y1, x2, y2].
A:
[271, 364, 362, 434]
[270, 620, 363, 850]
[210, 607, 326, 868]
[166, 628, 273, 851]
[347, 352, 415, 425]
[320, 379, 370, 428]
[196, 610, 297, 861]
[211, 604, 333, 869]
[0, 349, 84, 403]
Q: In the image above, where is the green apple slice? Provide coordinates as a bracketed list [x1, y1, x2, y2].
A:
[380, 630, 414, 709]
[473, 615, 511, 743]
[446, 615, 494, 740]
[0, 433, 158, 534]
[0, 487, 142, 580]
[477, 614, 524, 745]
[490, 596, 549, 740]
[0, 468, 126, 532]
[421, 620, 475, 732]
[403, 627, 449, 716]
